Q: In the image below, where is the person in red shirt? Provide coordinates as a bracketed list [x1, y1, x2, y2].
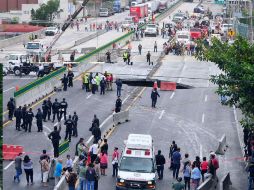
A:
[200, 157, 208, 182]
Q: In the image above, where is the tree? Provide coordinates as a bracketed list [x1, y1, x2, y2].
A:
[196, 36, 254, 129]
[31, 0, 60, 25]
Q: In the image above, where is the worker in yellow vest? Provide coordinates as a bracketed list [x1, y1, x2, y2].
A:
[82, 73, 89, 92]
[95, 73, 101, 92]
[123, 51, 128, 63]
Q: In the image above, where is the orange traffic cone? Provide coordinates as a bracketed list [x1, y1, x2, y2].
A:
[153, 81, 158, 89]
[15, 86, 19, 91]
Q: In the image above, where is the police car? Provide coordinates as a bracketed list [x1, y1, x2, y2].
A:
[116, 134, 157, 190]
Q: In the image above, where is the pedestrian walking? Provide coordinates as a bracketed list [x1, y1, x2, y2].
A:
[169, 141, 178, 169]
[47, 97, 52, 121]
[92, 124, 101, 143]
[72, 112, 78, 137]
[172, 148, 181, 179]
[39, 150, 50, 183]
[41, 157, 50, 187]
[115, 96, 122, 113]
[68, 71, 74, 87]
[54, 159, 63, 185]
[65, 115, 74, 142]
[42, 100, 48, 122]
[100, 151, 108, 176]
[66, 169, 78, 190]
[155, 150, 166, 180]
[172, 177, 185, 190]
[138, 44, 142, 55]
[14, 106, 22, 131]
[154, 41, 157, 52]
[151, 88, 160, 108]
[23, 155, 33, 185]
[66, 155, 73, 171]
[7, 97, 15, 120]
[209, 152, 219, 177]
[52, 99, 60, 122]
[86, 163, 96, 190]
[14, 153, 22, 183]
[191, 162, 201, 190]
[89, 141, 99, 163]
[112, 147, 119, 177]
[146, 51, 152, 65]
[90, 115, 100, 131]
[60, 98, 68, 121]
[25, 108, 34, 132]
[116, 79, 122, 97]
[94, 158, 100, 190]
[183, 161, 191, 190]
[201, 157, 208, 182]
[101, 139, 108, 155]
[36, 108, 43, 132]
[100, 77, 106, 95]
[78, 159, 87, 190]
[62, 74, 68, 91]
[48, 125, 61, 158]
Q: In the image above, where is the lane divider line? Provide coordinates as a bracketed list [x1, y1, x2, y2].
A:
[159, 110, 165, 120]
[170, 92, 175, 99]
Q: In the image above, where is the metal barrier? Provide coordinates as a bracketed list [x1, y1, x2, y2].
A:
[113, 110, 130, 125]
[74, 30, 106, 46]
[221, 173, 232, 190]
[197, 176, 218, 190]
[215, 134, 228, 155]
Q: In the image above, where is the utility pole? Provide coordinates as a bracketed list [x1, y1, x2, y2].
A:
[249, 0, 253, 43]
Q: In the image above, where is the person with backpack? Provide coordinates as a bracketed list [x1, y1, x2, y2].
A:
[183, 161, 191, 190]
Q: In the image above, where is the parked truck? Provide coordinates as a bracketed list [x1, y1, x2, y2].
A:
[130, 3, 148, 21]
[113, 0, 128, 13]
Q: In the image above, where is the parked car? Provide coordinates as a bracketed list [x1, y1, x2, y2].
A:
[45, 27, 58, 36]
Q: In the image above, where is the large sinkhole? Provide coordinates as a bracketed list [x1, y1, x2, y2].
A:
[121, 79, 193, 89]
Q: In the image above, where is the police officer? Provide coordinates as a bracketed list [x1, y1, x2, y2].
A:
[42, 100, 48, 122]
[64, 115, 74, 142]
[14, 106, 22, 131]
[7, 97, 16, 120]
[36, 108, 43, 132]
[47, 97, 52, 121]
[151, 88, 160, 108]
[60, 98, 68, 121]
[92, 123, 101, 143]
[67, 71, 74, 87]
[62, 74, 68, 91]
[106, 50, 111, 63]
[26, 108, 34, 132]
[115, 96, 122, 113]
[72, 112, 78, 137]
[21, 105, 27, 129]
[52, 99, 60, 122]
[146, 51, 152, 65]
[100, 77, 106, 95]
[48, 125, 61, 158]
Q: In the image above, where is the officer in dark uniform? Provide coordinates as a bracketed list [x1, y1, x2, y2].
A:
[146, 51, 152, 65]
[26, 108, 34, 132]
[62, 74, 68, 91]
[14, 106, 22, 131]
[92, 124, 101, 143]
[52, 99, 60, 122]
[115, 96, 122, 113]
[47, 97, 52, 121]
[67, 71, 74, 87]
[42, 100, 48, 122]
[64, 115, 74, 142]
[151, 88, 160, 108]
[72, 112, 78, 137]
[7, 97, 16, 120]
[48, 125, 61, 158]
[60, 98, 68, 121]
[21, 105, 27, 129]
[36, 108, 43, 132]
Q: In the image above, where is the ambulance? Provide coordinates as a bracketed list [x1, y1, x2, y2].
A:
[116, 134, 157, 190]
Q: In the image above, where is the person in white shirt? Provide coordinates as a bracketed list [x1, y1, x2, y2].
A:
[66, 155, 73, 171]
[89, 141, 98, 163]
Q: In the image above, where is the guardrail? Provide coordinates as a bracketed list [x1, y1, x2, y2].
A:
[221, 172, 232, 190]
[197, 175, 218, 190]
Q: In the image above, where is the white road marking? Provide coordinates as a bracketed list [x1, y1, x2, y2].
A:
[159, 110, 165, 120]
[43, 125, 52, 132]
[3, 87, 14, 93]
[178, 78, 182, 83]
[122, 95, 130, 104]
[207, 80, 209, 87]
[170, 92, 175, 99]
[202, 113, 205, 123]
[204, 95, 208, 102]
[86, 94, 92, 99]
[200, 145, 203, 158]
[4, 161, 14, 170]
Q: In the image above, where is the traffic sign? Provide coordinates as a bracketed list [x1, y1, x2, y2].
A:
[228, 30, 235, 37]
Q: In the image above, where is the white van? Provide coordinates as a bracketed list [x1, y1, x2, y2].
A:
[26, 41, 44, 55]
[116, 134, 156, 190]
[176, 30, 191, 45]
